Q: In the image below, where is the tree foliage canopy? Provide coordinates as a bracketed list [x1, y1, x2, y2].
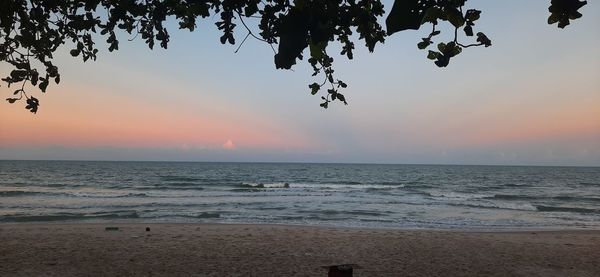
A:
[0, 0, 588, 113]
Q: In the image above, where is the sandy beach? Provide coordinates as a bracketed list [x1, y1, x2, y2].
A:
[0, 224, 598, 276]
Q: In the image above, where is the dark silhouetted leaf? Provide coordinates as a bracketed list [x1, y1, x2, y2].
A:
[464, 25, 473, 36]
[427, 50, 439, 60]
[386, 0, 428, 35]
[39, 79, 49, 92]
[309, 83, 320, 95]
[337, 93, 347, 105]
[445, 7, 465, 28]
[548, 0, 587, 28]
[274, 9, 309, 69]
[476, 32, 492, 47]
[25, 97, 40, 113]
[418, 39, 431, 49]
[465, 9, 481, 21]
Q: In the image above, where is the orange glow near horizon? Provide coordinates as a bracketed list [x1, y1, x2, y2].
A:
[455, 101, 600, 148]
[3, 84, 598, 152]
[0, 85, 316, 151]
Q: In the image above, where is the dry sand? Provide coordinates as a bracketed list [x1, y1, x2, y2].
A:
[1, 223, 599, 276]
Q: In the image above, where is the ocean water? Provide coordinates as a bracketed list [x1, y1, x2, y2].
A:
[0, 160, 599, 229]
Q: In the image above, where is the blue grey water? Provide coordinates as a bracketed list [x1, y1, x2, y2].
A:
[1, 160, 599, 229]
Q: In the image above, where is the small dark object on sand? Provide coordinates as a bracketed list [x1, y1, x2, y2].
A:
[146, 227, 150, 232]
[105, 227, 119, 231]
[322, 264, 360, 277]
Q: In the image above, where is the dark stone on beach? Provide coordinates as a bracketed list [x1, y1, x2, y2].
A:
[328, 265, 352, 277]
[323, 264, 359, 277]
[146, 227, 150, 232]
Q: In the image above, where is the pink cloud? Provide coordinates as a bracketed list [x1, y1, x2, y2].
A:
[222, 139, 236, 150]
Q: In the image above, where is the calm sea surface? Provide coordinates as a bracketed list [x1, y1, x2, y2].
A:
[1, 160, 599, 229]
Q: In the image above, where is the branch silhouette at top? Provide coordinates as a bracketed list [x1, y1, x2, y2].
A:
[0, 0, 588, 113]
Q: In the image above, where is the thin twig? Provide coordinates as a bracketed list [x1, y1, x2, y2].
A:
[236, 12, 276, 54]
[235, 32, 251, 53]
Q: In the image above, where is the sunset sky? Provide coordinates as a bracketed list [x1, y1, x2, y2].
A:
[1, 1, 599, 166]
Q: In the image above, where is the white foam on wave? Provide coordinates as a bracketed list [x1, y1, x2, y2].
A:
[290, 183, 405, 190]
[427, 191, 492, 201]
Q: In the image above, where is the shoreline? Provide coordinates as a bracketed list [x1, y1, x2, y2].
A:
[2, 221, 599, 233]
[1, 223, 599, 276]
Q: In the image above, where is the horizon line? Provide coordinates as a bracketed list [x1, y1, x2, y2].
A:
[1, 159, 598, 168]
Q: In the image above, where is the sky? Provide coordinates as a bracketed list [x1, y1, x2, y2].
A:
[1, 1, 599, 166]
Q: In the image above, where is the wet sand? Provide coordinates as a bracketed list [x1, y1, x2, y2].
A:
[1, 223, 599, 276]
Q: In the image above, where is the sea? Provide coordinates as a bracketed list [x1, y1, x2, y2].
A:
[1, 160, 599, 229]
